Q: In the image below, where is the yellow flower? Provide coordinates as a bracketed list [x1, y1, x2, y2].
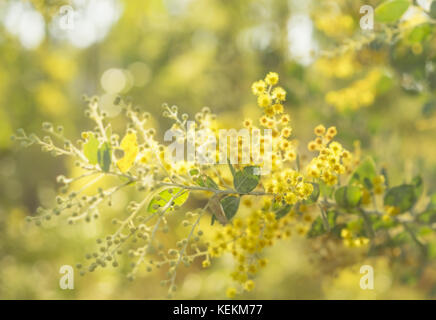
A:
[202, 260, 211, 268]
[272, 87, 286, 101]
[326, 126, 337, 137]
[226, 287, 237, 299]
[251, 80, 266, 95]
[281, 127, 292, 138]
[385, 205, 400, 216]
[314, 124, 326, 136]
[341, 228, 352, 239]
[285, 150, 296, 161]
[117, 132, 138, 173]
[308, 141, 317, 151]
[285, 192, 297, 205]
[258, 258, 268, 268]
[265, 72, 279, 85]
[257, 94, 272, 107]
[243, 119, 252, 128]
[280, 114, 290, 125]
[244, 280, 255, 292]
[265, 106, 275, 117]
[273, 103, 284, 114]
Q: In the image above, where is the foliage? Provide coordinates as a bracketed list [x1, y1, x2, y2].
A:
[13, 72, 436, 298]
[2, 0, 436, 300]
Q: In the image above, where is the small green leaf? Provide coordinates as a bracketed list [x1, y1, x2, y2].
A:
[205, 176, 219, 190]
[376, 73, 393, 94]
[308, 211, 337, 237]
[422, 100, 436, 117]
[228, 159, 236, 178]
[189, 168, 199, 176]
[349, 157, 377, 188]
[335, 186, 362, 209]
[430, 0, 436, 19]
[195, 175, 219, 189]
[147, 187, 189, 213]
[319, 181, 334, 198]
[220, 196, 240, 221]
[418, 226, 433, 237]
[427, 193, 436, 211]
[97, 142, 112, 172]
[417, 193, 436, 223]
[408, 23, 432, 43]
[375, 0, 410, 23]
[428, 241, 436, 259]
[83, 133, 99, 165]
[412, 176, 423, 199]
[209, 194, 228, 225]
[417, 210, 436, 224]
[195, 176, 205, 187]
[275, 204, 292, 219]
[233, 166, 260, 193]
[308, 217, 324, 238]
[384, 184, 417, 213]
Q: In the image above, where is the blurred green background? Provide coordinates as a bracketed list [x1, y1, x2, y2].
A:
[1, 0, 436, 299]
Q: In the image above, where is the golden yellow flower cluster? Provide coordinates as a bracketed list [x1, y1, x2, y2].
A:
[340, 228, 370, 248]
[205, 209, 294, 298]
[248, 73, 295, 165]
[252, 72, 286, 113]
[306, 125, 353, 186]
[325, 70, 382, 111]
[315, 12, 354, 38]
[264, 169, 314, 205]
[315, 53, 360, 79]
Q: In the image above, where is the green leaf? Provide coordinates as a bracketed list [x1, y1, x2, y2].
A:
[418, 193, 436, 223]
[418, 210, 436, 224]
[83, 133, 99, 165]
[308, 217, 324, 238]
[375, 0, 410, 23]
[195, 175, 219, 189]
[308, 211, 337, 238]
[422, 100, 436, 117]
[349, 157, 377, 188]
[319, 181, 334, 198]
[195, 176, 205, 187]
[408, 23, 432, 43]
[412, 176, 423, 199]
[430, 0, 436, 19]
[418, 226, 433, 237]
[428, 241, 436, 259]
[384, 184, 417, 213]
[97, 142, 112, 172]
[189, 168, 199, 176]
[228, 159, 236, 178]
[303, 183, 320, 205]
[205, 176, 219, 190]
[376, 73, 393, 94]
[373, 215, 397, 230]
[275, 204, 292, 219]
[418, 209, 436, 223]
[427, 193, 436, 211]
[220, 196, 240, 221]
[147, 187, 190, 213]
[335, 186, 362, 209]
[233, 166, 260, 193]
